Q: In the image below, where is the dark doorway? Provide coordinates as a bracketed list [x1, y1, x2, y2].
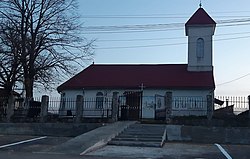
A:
[155, 94, 166, 120]
[120, 91, 142, 120]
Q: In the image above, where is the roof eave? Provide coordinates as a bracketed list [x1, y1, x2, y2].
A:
[58, 85, 215, 92]
[185, 24, 216, 36]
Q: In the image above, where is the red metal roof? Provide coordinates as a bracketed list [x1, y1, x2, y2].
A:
[57, 64, 215, 92]
[185, 8, 216, 26]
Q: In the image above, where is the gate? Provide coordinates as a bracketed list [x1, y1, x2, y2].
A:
[155, 94, 166, 120]
[118, 91, 142, 120]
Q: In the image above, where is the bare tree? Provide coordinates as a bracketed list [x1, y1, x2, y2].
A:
[0, 0, 93, 98]
[0, 20, 22, 97]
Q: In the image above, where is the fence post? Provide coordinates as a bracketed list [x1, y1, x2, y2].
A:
[112, 92, 119, 122]
[6, 95, 15, 122]
[59, 96, 66, 116]
[165, 92, 172, 123]
[40, 95, 49, 122]
[207, 95, 213, 120]
[75, 95, 83, 123]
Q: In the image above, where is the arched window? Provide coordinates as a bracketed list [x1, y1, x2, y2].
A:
[196, 38, 204, 59]
[96, 92, 104, 109]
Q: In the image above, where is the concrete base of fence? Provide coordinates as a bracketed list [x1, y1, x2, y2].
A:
[166, 125, 250, 144]
[0, 123, 103, 137]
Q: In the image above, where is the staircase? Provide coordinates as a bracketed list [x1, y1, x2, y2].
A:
[108, 123, 166, 147]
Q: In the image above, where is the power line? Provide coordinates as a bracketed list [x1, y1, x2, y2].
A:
[81, 18, 250, 34]
[217, 22, 250, 27]
[96, 35, 250, 49]
[96, 42, 187, 50]
[81, 24, 249, 34]
[217, 31, 250, 36]
[212, 11, 250, 14]
[97, 36, 185, 42]
[81, 28, 184, 34]
[217, 18, 250, 24]
[82, 23, 183, 31]
[80, 10, 250, 19]
[81, 15, 250, 19]
[216, 73, 250, 86]
[80, 13, 188, 17]
[81, 16, 188, 19]
[215, 35, 250, 41]
[96, 31, 250, 42]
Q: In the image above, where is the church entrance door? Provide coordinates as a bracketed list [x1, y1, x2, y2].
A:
[119, 91, 142, 120]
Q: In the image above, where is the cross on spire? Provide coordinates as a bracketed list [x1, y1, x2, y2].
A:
[199, 0, 202, 8]
[139, 83, 146, 91]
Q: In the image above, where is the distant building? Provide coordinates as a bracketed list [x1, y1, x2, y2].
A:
[0, 88, 20, 118]
[57, 7, 216, 120]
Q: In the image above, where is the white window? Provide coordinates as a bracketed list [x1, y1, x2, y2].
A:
[96, 92, 104, 109]
[196, 38, 204, 59]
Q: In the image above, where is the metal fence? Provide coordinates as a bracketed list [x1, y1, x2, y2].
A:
[172, 96, 208, 116]
[57, 97, 113, 118]
[215, 96, 249, 115]
[0, 95, 249, 122]
[0, 96, 113, 122]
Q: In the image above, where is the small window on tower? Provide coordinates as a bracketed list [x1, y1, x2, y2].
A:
[196, 38, 204, 60]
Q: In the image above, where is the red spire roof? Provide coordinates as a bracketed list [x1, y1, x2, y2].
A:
[186, 8, 216, 26]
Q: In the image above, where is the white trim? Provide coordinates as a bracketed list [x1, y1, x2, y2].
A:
[0, 136, 47, 149]
[214, 143, 232, 159]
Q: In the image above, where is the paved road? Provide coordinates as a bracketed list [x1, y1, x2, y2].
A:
[0, 135, 249, 158]
[0, 135, 71, 152]
[86, 143, 250, 159]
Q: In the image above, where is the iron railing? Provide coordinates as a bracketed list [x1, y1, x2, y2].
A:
[215, 96, 249, 115]
[0, 95, 249, 122]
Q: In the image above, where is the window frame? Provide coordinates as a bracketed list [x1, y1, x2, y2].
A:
[196, 38, 204, 60]
[96, 92, 104, 109]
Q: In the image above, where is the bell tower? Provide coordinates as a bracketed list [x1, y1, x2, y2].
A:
[185, 7, 216, 72]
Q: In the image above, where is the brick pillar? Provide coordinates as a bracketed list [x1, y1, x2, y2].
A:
[111, 92, 119, 122]
[165, 92, 172, 123]
[40, 95, 49, 122]
[6, 95, 15, 122]
[75, 95, 83, 123]
[207, 95, 213, 120]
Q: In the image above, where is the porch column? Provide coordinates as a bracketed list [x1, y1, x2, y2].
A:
[207, 95, 213, 120]
[75, 95, 83, 123]
[40, 95, 49, 122]
[165, 92, 172, 123]
[6, 95, 15, 122]
[112, 92, 119, 122]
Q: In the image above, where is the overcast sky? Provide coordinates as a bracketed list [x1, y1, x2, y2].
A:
[40, 0, 250, 97]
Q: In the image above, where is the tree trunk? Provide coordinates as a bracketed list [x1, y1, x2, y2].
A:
[24, 77, 34, 98]
[4, 82, 13, 97]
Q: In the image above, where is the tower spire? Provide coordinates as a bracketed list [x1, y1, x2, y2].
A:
[199, 0, 202, 8]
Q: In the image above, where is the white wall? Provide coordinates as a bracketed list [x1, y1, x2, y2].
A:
[187, 26, 215, 71]
[60, 88, 213, 118]
[142, 89, 213, 118]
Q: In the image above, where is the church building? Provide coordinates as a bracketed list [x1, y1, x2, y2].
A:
[57, 7, 216, 120]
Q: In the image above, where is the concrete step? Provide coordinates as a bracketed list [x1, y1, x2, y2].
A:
[128, 127, 165, 131]
[122, 131, 164, 136]
[108, 123, 166, 147]
[108, 140, 163, 147]
[112, 137, 162, 142]
[118, 134, 163, 139]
